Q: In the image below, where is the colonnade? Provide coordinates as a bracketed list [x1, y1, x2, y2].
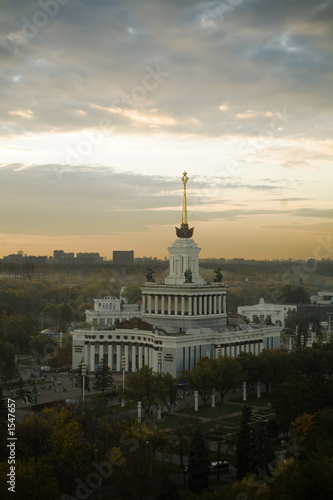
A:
[142, 292, 227, 316]
[83, 341, 161, 372]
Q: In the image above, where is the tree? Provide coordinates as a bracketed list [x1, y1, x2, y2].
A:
[237, 352, 260, 396]
[2, 355, 18, 388]
[214, 355, 243, 402]
[187, 425, 210, 494]
[125, 365, 158, 414]
[93, 358, 114, 395]
[248, 420, 276, 478]
[235, 404, 252, 480]
[154, 372, 178, 413]
[188, 357, 214, 405]
[121, 284, 142, 304]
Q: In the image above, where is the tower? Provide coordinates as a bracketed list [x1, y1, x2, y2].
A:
[141, 171, 227, 332]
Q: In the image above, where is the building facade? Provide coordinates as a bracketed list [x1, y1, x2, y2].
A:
[238, 298, 297, 328]
[72, 171, 281, 376]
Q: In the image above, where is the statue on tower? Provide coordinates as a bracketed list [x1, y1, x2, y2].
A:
[184, 268, 193, 283]
[175, 170, 195, 238]
[213, 268, 223, 283]
[145, 267, 155, 282]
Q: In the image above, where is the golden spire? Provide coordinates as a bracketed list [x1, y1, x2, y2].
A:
[175, 171, 194, 238]
[181, 170, 189, 225]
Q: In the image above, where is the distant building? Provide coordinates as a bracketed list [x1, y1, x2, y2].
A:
[310, 290, 333, 305]
[85, 295, 140, 326]
[113, 250, 134, 266]
[76, 252, 103, 264]
[237, 298, 296, 328]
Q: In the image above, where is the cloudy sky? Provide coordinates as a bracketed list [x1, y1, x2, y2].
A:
[0, 0, 332, 260]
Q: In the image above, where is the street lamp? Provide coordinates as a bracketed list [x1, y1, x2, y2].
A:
[82, 359, 86, 412]
[121, 354, 126, 407]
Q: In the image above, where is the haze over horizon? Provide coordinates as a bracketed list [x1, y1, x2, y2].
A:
[1, 1, 332, 261]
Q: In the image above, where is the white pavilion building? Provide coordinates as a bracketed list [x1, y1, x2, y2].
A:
[71, 172, 281, 376]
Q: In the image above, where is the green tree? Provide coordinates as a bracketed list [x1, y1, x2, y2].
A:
[187, 425, 210, 494]
[214, 355, 243, 402]
[93, 358, 114, 395]
[125, 365, 158, 414]
[237, 351, 260, 395]
[188, 357, 214, 405]
[235, 404, 252, 480]
[122, 284, 142, 304]
[248, 420, 275, 478]
[2, 355, 18, 388]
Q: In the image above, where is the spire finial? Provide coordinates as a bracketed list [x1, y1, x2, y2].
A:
[175, 171, 194, 238]
[181, 170, 189, 224]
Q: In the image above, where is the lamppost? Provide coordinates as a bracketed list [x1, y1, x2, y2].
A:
[121, 354, 126, 407]
[82, 359, 86, 412]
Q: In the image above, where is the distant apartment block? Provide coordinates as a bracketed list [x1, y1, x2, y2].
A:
[113, 250, 134, 266]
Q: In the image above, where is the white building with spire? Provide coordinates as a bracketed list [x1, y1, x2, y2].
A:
[71, 172, 281, 376]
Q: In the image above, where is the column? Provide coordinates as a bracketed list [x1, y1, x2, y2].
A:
[181, 296, 185, 316]
[218, 295, 222, 314]
[194, 390, 199, 411]
[84, 344, 89, 366]
[148, 295, 152, 314]
[108, 344, 113, 369]
[174, 296, 178, 315]
[99, 343, 104, 363]
[242, 382, 247, 401]
[213, 295, 217, 314]
[199, 296, 202, 315]
[188, 296, 192, 316]
[90, 343, 95, 371]
[193, 296, 198, 315]
[155, 295, 158, 314]
[223, 295, 226, 313]
[138, 346, 143, 369]
[208, 295, 212, 314]
[124, 344, 129, 371]
[144, 346, 149, 366]
[131, 344, 137, 371]
[142, 295, 146, 313]
[204, 296, 208, 315]
[161, 295, 165, 314]
[116, 345, 121, 371]
[168, 296, 171, 315]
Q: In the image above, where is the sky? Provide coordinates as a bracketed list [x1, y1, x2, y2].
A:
[0, 0, 332, 261]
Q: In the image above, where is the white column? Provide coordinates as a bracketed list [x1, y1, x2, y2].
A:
[99, 343, 104, 363]
[242, 381, 247, 401]
[193, 296, 198, 315]
[116, 345, 121, 371]
[161, 295, 165, 314]
[181, 296, 185, 316]
[132, 344, 137, 371]
[213, 295, 217, 314]
[209, 295, 212, 314]
[199, 296, 202, 315]
[168, 296, 171, 315]
[124, 344, 129, 371]
[218, 295, 222, 313]
[90, 344, 95, 371]
[174, 296, 178, 315]
[188, 296, 192, 316]
[84, 344, 89, 366]
[144, 346, 149, 366]
[138, 346, 143, 369]
[194, 390, 199, 411]
[235, 344, 240, 356]
[142, 295, 146, 313]
[223, 295, 226, 313]
[204, 296, 208, 315]
[108, 344, 113, 369]
[155, 295, 158, 314]
[148, 295, 152, 314]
